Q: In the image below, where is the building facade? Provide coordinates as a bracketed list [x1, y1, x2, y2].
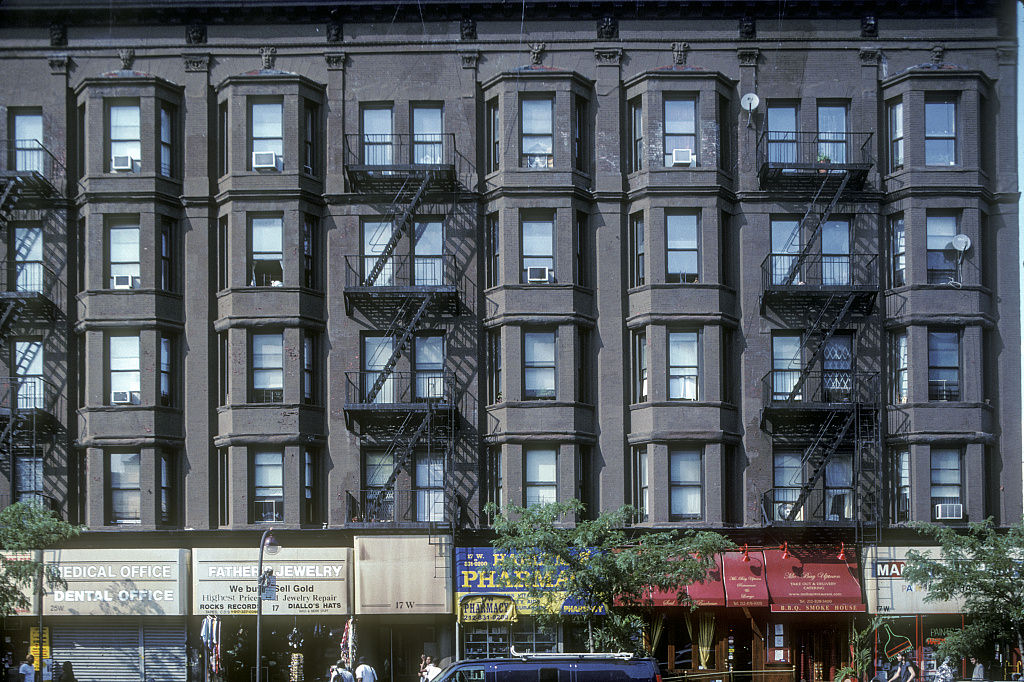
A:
[0, 1, 1018, 682]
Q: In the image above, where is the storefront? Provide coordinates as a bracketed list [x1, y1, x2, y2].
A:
[42, 548, 190, 682]
[193, 546, 352, 682]
[353, 535, 453, 682]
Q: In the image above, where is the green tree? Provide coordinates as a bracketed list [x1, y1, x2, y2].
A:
[0, 502, 81, 615]
[901, 518, 1024, 664]
[486, 499, 734, 654]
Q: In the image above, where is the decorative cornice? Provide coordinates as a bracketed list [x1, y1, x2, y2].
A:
[859, 47, 882, 66]
[459, 50, 479, 70]
[594, 47, 622, 66]
[183, 53, 210, 73]
[324, 52, 346, 70]
[259, 45, 277, 70]
[48, 54, 70, 75]
[737, 47, 759, 67]
[529, 42, 546, 66]
[671, 42, 690, 66]
[117, 47, 135, 70]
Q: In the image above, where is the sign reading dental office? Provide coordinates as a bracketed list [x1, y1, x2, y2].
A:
[42, 549, 188, 616]
[193, 547, 352, 616]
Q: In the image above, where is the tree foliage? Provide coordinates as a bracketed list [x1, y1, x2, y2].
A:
[486, 500, 734, 654]
[902, 518, 1024, 662]
[0, 502, 81, 616]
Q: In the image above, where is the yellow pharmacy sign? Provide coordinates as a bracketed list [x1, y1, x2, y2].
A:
[29, 627, 50, 669]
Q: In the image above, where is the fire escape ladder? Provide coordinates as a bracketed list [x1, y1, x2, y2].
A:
[782, 169, 853, 286]
[363, 171, 433, 286]
[785, 293, 857, 403]
[363, 293, 433, 404]
[0, 177, 24, 226]
[856, 403, 883, 546]
[784, 408, 857, 522]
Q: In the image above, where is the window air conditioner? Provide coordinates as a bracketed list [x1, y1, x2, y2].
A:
[935, 503, 963, 520]
[671, 148, 694, 166]
[111, 155, 135, 171]
[526, 266, 550, 283]
[252, 151, 278, 169]
[111, 391, 132, 404]
[112, 275, 136, 289]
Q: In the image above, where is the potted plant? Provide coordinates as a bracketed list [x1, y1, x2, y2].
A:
[817, 153, 832, 164]
[834, 616, 884, 682]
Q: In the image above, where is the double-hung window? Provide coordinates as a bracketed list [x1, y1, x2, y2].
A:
[668, 332, 699, 400]
[485, 212, 500, 288]
[773, 451, 802, 521]
[109, 217, 140, 289]
[108, 452, 141, 524]
[250, 216, 283, 287]
[159, 103, 175, 177]
[666, 213, 699, 283]
[629, 213, 645, 287]
[894, 449, 910, 523]
[14, 448, 43, 506]
[664, 97, 696, 166]
[12, 111, 43, 173]
[928, 329, 959, 401]
[632, 331, 647, 403]
[824, 454, 853, 520]
[888, 100, 904, 172]
[892, 332, 908, 404]
[413, 220, 443, 286]
[925, 96, 957, 166]
[816, 104, 847, 163]
[362, 106, 393, 166]
[770, 219, 801, 285]
[363, 335, 395, 403]
[412, 105, 443, 165]
[362, 221, 395, 286]
[303, 100, 318, 174]
[523, 331, 555, 400]
[13, 225, 43, 294]
[926, 214, 958, 284]
[251, 100, 283, 170]
[890, 215, 906, 287]
[930, 448, 962, 518]
[14, 340, 44, 410]
[414, 334, 445, 400]
[253, 450, 284, 522]
[109, 335, 141, 405]
[521, 213, 554, 283]
[415, 451, 445, 522]
[158, 450, 177, 526]
[486, 329, 501, 405]
[525, 448, 557, 507]
[109, 102, 141, 172]
[767, 104, 798, 164]
[821, 219, 850, 286]
[628, 99, 643, 173]
[772, 334, 802, 401]
[252, 332, 284, 403]
[669, 449, 702, 520]
[302, 333, 317, 405]
[364, 451, 395, 521]
[631, 445, 648, 521]
[572, 96, 587, 172]
[303, 449, 320, 524]
[486, 99, 500, 173]
[302, 215, 319, 289]
[160, 334, 174, 407]
[160, 218, 175, 291]
[521, 98, 553, 168]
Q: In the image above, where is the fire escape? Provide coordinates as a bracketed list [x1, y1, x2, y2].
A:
[342, 132, 459, 544]
[0, 140, 66, 513]
[755, 130, 881, 545]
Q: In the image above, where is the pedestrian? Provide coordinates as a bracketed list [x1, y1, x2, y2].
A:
[971, 657, 986, 680]
[59, 662, 75, 682]
[337, 661, 355, 682]
[936, 657, 955, 682]
[355, 657, 378, 682]
[420, 656, 441, 682]
[887, 652, 916, 682]
[19, 655, 34, 682]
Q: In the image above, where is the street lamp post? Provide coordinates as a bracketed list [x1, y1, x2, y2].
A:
[255, 529, 280, 682]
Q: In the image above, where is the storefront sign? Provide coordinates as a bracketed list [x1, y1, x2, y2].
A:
[639, 554, 726, 607]
[764, 547, 865, 612]
[862, 547, 963, 614]
[460, 595, 518, 623]
[42, 549, 188, 616]
[722, 550, 769, 607]
[355, 536, 450, 615]
[2, 551, 39, 616]
[193, 547, 351, 616]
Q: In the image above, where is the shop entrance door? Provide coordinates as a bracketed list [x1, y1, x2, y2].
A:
[729, 622, 754, 682]
[376, 624, 438, 682]
[794, 627, 841, 682]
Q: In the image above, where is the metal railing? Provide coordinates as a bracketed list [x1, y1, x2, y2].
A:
[345, 488, 448, 524]
[0, 260, 64, 306]
[756, 130, 874, 169]
[344, 370, 453, 406]
[0, 376, 61, 414]
[1, 139, 66, 194]
[343, 133, 456, 169]
[344, 254, 456, 289]
[761, 253, 878, 291]
[761, 486, 858, 525]
[762, 370, 880, 406]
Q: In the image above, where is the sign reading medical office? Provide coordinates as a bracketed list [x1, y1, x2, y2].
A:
[42, 549, 188, 616]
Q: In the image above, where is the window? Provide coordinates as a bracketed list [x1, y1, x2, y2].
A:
[816, 104, 847, 163]
[217, 100, 228, 177]
[890, 215, 906, 287]
[632, 331, 647, 403]
[253, 450, 283, 522]
[628, 98, 643, 173]
[217, 215, 228, 290]
[824, 454, 853, 520]
[217, 448, 229, 526]
[159, 334, 174, 407]
[821, 219, 850, 286]
[926, 213, 958, 284]
[664, 97, 696, 166]
[251, 100, 283, 169]
[302, 333, 317, 404]
[770, 219, 801, 285]
[486, 329, 501, 404]
[666, 213, 699, 283]
[894, 449, 910, 523]
[160, 218, 175, 291]
[415, 451, 445, 522]
[412, 105, 443, 164]
[771, 334, 802, 401]
[888, 100, 904, 172]
[925, 96, 957, 166]
[511, 621, 557, 655]
[766, 104, 797, 164]
[11, 111, 43, 173]
[521, 98, 553, 168]
[108, 452, 141, 524]
[14, 448, 43, 506]
[362, 106, 393, 165]
[159, 103, 174, 177]
[525, 448, 557, 506]
[362, 221, 395, 286]
[14, 340, 43, 410]
[486, 98, 500, 173]
[252, 332, 284, 403]
[414, 334, 445, 400]
[822, 334, 852, 402]
[773, 451, 802, 521]
[669, 449, 702, 520]
[521, 213, 554, 283]
[303, 449, 320, 524]
[523, 331, 555, 400]
[109, 102, 141, 172]
[668, 332, 699, 401]
[577, 329, 591, 404]
[302, 215, 319, 289]
[218, 332, 229, 406]
[250, 216, 283, 286]
[575, 211, 588, 287]
[930, 448, 962, 518]
[928, 329, 959, 401]
[629, 213, 645, 287]
[892, 332, 908, 404]
[573, 95, 587, 172]
[363, 335, 395, 403]
[485, 212, 500, 288]
[109, 335, 141, 405]
[413, 219, 443, 286]
[631, 445, 648, 522]
[303, 100, 318, 174]
[485, 446, 503, 515]
[12, 225, 43, 294]
[158, 450, 176, 526]
[108, 217, 140, 289]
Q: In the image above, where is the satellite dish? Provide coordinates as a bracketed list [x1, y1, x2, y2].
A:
[952, 234, 972, 253]
[740, 93, 760, 112]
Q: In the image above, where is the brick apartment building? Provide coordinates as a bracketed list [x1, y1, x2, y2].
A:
[0, 1, 1018, 682]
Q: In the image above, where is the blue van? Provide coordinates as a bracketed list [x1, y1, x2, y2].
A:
[433, 651, 661, 682]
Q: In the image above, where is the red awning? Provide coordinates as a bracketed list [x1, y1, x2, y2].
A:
[763, 546, 866, 613]
[638, 554, 725, 607]
[723, 549, 769, 607]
